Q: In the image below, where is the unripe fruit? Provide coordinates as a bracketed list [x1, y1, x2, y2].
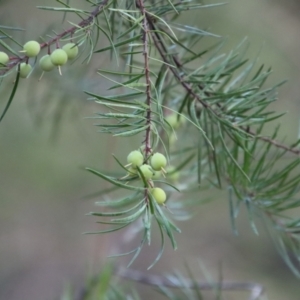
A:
[151, 187, 167, 205]
[139, 164, 154, 180]
[39, 55, 55, 72]
[0, 51, 9, 65]
[152, 171, 161, 179]
[62, 43, 78, 60]
[50, 49, 68, 66]
[166, 113, 185, 130]
[127, 167, 138, 176]
[166, 165, 180, 181]
[169, 132, 177, 145]
[23, 41, 40, 57]
[19, 63, 32, 78]
[151, 153, 167, 171]
[127, 150, 144, 168]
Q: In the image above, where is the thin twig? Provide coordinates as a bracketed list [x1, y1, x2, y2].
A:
[248, 128, 300, 155]
[137, 0, 152, 156]
[117, 267, 265, 300]
[137, 0, 153, 205]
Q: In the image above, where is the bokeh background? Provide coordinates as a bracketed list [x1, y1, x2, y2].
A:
[1, 0, 300, 299]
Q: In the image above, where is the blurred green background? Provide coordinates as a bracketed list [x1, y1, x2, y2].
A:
[1, 0, 300, 299]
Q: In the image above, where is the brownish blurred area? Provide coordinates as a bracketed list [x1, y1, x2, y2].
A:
[1, 1, 300, 299]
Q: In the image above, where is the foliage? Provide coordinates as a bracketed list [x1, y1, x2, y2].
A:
[1, 0, 300, 298]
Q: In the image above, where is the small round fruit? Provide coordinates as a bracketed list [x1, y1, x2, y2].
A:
[152, 171, 161, 180]
[166, 113, 185, 130]
[19, 63, 32, 78]
[0, 51, 9, 65]
[23, 41, 40, 57]
[127, 167, 138, 176]
[62, 43, 78, 60]
[50, 49, 68, 66]
[166, 165, 180, 181]
[39, 55, 55, 72]
[127, 150, 144, 168]
[151, 187, 166, 205]
[139, 164, 154, 180]
[151, 153, 167, 171]
[169, 132, 177, 145]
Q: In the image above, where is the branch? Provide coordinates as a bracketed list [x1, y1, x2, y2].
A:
[145, 14, 300, 156]
[247, 127, 300, 155]
[116, 267, 265, 300]
[0, 0, 109, 76]
[136, 0, 152, 156]
[137, 0, 153, 205]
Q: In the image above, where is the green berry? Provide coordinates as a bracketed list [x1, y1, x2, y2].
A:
[169, 132, 177, 145]
[151, 187, 166, 205]
[139, 164, 154, 180]
[166, 113, 185, 130]
[127, 150, 144, 168]
[19, 63, 32, 78]
[50, 49, 68, 66]
[39, 55, 55, 72]
[127, 167, 138, 176]
[166, 165, 180, 181]
[23, 41, 40, 57]
[151, 153, 167, 171]
[0, 51, 9, 65]
[62, 43, 78, 60]
[152, 171, 161, 179]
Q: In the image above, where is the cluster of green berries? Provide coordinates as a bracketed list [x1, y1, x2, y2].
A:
[19, 41, 40, 77]
[41, 43, 78, 70]
[0, 40, 79, 78]
[126, 150, 168, 205]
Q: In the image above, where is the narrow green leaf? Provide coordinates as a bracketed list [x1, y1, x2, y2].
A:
[111, 204, 146, 223]
[147, 224, 165, 270]
[85, 167, 144, 191]
[218, 123, 251, 182]
[245, 198, 259, 235]
[228, 186, 238, 236]
[0, 68, 20, 123]
[127, 231, 147, 267]
[113, 125, 149, 137]
[108, 74, 144, 90]
[154, 203, 178, 250]
[0, 39, 21, 56]
[94, 35, 142, 53]
[36, 6, 88, 14]
[84, 223, 130, 234]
